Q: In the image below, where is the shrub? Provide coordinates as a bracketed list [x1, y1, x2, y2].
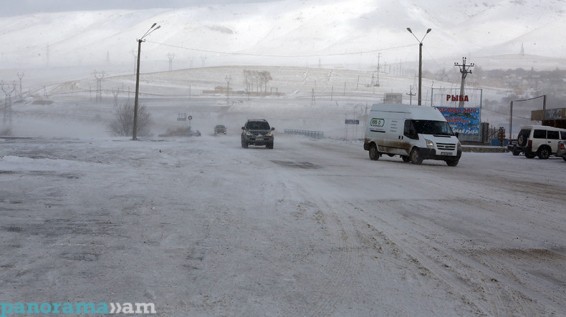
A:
[109, 103, 151, 137]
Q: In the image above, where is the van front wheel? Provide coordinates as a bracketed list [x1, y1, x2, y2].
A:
[445, 158, 459, 167]
[369, 144, 380, 161]
[409, 148, 423, 165]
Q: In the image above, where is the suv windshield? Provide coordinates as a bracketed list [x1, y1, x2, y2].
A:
[246, 121, 270, 130]
[411, 120, 454, 136]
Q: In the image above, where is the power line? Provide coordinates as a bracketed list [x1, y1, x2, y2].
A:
[145, 40, 414, 58]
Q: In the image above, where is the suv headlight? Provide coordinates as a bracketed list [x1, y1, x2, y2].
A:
[245, 131, 253, 136]
[425, 139, 434, 149]
[266, 131, 273, 137]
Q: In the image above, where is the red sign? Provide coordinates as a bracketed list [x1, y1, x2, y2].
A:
[446, 95, 469, 102]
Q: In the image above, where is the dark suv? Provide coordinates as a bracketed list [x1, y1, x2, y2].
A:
[241, 119, 274, 149]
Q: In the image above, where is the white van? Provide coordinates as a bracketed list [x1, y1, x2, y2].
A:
[363, 104, 462, 166]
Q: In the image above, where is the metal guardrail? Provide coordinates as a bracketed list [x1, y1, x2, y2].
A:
[283, 129, 324, 139]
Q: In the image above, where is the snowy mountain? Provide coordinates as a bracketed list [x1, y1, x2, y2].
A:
[0, 0, 565, 71]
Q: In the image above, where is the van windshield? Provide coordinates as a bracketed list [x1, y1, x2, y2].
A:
[411, 120, 454, 136]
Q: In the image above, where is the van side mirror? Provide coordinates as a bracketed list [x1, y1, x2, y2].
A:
[455, 132, 460, 139]
[242, 127, 245, 130]
[271, 127, 275, 131]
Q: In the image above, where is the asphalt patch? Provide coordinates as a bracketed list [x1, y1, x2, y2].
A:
[271, 160, 321, 169]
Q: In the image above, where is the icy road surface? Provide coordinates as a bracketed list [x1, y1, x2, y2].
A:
[1, 134, 565, 316]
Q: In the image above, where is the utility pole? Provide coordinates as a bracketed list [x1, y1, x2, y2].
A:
[225, 75, 231, 105]
[93, 71, 105, 103]
[375, 53, 381, 87]
[133, 23, 161, 140]
[406, 28, 432, 106]
[168, 53, 175, 72]
[330, 85, 334, 101]
[311, 88, 316, 105]
[17, 72, 24, 100]
[407, 85, 415, 106]
[1, 81, 16, 126]
[112, 89, 119, 107]
[454, 57, 474, 108]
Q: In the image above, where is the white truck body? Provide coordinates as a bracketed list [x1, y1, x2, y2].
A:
[363, 104, 462, 166]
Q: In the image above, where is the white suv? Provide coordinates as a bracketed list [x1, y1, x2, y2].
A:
[515, 125, 566, 159]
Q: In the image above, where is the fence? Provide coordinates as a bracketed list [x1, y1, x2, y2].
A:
[283, 129, 324, 139]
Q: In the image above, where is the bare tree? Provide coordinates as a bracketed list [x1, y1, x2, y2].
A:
[259, 71, 272, 94]
[243, 70, 272, 95]
[109, 103, 151, 137]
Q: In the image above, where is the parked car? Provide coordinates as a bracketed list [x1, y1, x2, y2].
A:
[187, 127, 201, 137]
[507, 139, 522, 156]
[214, 124, 226, 135]
[515, 125, 566, 159]
[557, 140, 566, 161]
[241, 119, 274, 149]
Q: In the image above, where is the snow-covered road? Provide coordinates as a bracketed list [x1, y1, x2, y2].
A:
[1, 134, 565, 316]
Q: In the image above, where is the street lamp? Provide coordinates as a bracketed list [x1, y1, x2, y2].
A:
[406, 27, 431, 106]
[133, 23, 161, 140]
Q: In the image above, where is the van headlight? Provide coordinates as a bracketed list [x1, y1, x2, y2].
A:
[425, 139, 434, 149]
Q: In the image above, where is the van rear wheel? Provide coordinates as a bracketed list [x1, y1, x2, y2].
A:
[369, 144, 380, 161]
[409, 148, 423, 165]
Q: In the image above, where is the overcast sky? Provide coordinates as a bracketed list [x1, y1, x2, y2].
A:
[1, 0, 276, 16]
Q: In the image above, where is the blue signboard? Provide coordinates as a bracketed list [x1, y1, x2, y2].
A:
[435, 107, 480, 135]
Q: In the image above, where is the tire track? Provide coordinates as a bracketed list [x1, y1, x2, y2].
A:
[347, 199, 556, 316]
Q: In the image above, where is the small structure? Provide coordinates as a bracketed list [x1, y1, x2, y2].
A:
[531, 108, 566, 129]
[383, 93, 403, 104]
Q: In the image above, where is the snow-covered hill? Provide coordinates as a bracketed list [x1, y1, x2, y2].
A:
[1, 0, 565, 70]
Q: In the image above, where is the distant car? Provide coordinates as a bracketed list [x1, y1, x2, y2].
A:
[214, 124, 226, 135]
[557, 140, 566, 161]
[241, 119, 274, 149]
[187, 127, 201, 137]
[507, 139, 522, 156]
